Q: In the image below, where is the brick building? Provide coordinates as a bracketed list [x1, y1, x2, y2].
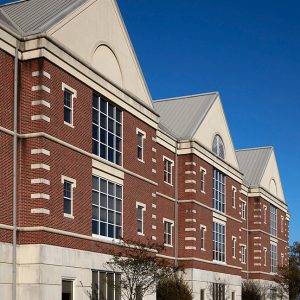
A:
[0, 0, 289, 299]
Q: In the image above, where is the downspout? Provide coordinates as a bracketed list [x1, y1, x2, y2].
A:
[12, 41, 19, 300]
[174, 141, 179, 267]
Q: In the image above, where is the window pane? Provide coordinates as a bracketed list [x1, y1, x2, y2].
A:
[62, 280, 73, 300]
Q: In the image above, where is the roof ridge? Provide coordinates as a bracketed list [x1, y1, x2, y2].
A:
[154, 91, 219, 103]
[236, 146, 273, 152]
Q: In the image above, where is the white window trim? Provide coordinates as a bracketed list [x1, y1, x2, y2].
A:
[136, 128, 146, 163]
[61, 175, 76, 218]
[62, 277, 76, 300]
[231, 186, 237, 208]
[200, 225, 207, 250]
[232, 236, 237, 258]
[240, 243, 247, 264]
[136, 202, 146, 236]
[212, 221, 226, 264]
[240, 200, 246, 220]
[62, 83, 77, 128]
[163, 218, 174, 247]
[163, 156, 174, 186]
[200, 167, 206, 194]
[281, 215, 284, 233]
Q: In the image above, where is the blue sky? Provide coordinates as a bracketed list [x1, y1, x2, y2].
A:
[116, 0, 300, 244]
[1, 0, 299, 243]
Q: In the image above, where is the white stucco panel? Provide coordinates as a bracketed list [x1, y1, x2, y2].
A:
[260, 150, 285, 202]
[50, 0, 152, 107]
[193, 96, 239, 169]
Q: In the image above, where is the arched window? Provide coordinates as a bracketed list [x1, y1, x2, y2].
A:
[212, 135, 225, 159]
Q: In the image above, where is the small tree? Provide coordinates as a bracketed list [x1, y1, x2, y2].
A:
[275, 242, 300, 300]
[242, 280, 263, 300]
[157, 274, 193, 300]
[106, 238, 179, 300]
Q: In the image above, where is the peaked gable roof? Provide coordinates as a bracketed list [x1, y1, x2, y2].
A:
[236, 146, 273, 186]
[153, 92, 218, 139]
[0, 0, 87, 36]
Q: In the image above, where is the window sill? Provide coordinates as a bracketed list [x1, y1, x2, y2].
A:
[92, 234, 122, 244]
[138, 232, 144, 236]
[137, 158, 145, 164]
[64, 213, 74, 219]
[201, 190, 206, 194]
[213, 260, 226, 265]
[164, 243, 173, 248]
[201, 248, 206, 251]
[164, 181, 173, 187]
[64, 121, 75, 128]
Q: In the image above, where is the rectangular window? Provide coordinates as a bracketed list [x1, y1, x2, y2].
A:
[241, 201, 246, 220]
[264, 247, 267, 266]
[232, 292, 236, 300]
[213, 222, 225, 262]
[241, 245, 246, 264]
[212, 283, 225, 300]
[270, 288, 277, 300]
[270, 205, 277, 236]
[92, 270, 121, 300]
[213, 169, 226, 213]
[64, 89, 73, 125]
[92, 176, 122, 239]
[62, 176, 76, 217]
[62, 279, 74, 300]
[200, 168, 206, 193]
[281, 253, 284, 266]
[200, 226, 206, 250]
[232, 237, 236, 258]
[232, 187, 236, 208]
[270, 244, 277, 273]
[164, 220, 173, 246]
[163, 158, 173, 185]
[200, 289, 205, 300]
[136, 130, 145, 161]
[92, 94, 122, 165]
[136, 203, 145, 235]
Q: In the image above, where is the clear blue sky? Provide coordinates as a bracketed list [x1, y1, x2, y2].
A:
[1, 0, 299, 243]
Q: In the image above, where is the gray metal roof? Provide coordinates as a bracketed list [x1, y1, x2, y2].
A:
[153, 92, 218, 139]
[236, 146, 273, 186]
[0, 0, 88, 36]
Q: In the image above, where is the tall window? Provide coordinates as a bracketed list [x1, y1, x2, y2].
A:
[231, 187, 236, 208]
[200, 289, 205, 300]
[92, 270, 121, 300]
[213, 169, 226, 213]
[213, 222, 225, 262]
[270, 244, 277, 273]
[62, 279, 74, 300]
[64, 89, 73, 125]
[270, 205, 277, 236]
[241, 245, 246, 264]
[200, 168, 206, 193]
[241, 201, 246, 220]
[164, 220, 173, 246]
[163, 158, 173, 185]
[263, 247, 267, 266]
[62, 176, 76, 217]
[212, 135, 225, 159]
[212, 283, 225, 300]
[136, 130, 145, 161]
[92, 176, 122, 239]
[64, 181, 73, 216]
[281, 216, 284, 233]
[232, 237, 236, 258]
[136, 203, 145, 235]
[92, 94, 122, 165]
[200, 226, 206, 250]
